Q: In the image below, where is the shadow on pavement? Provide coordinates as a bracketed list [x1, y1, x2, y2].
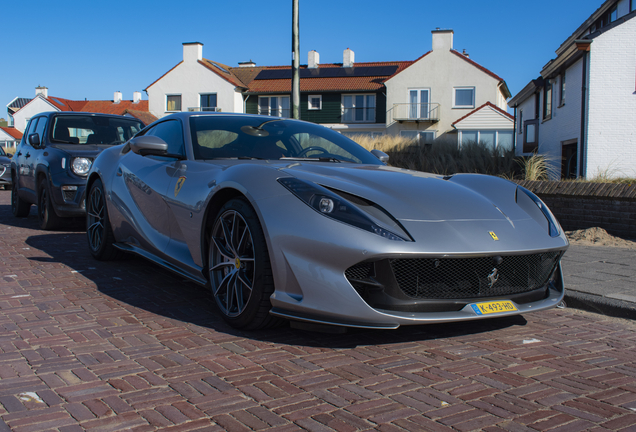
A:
[24, 230, 527, 349]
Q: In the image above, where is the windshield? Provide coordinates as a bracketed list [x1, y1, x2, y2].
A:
[50, 115, 144, 145]
[189, 116, 383, 164]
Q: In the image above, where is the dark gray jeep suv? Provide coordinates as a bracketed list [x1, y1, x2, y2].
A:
[11, 112, 145, 229]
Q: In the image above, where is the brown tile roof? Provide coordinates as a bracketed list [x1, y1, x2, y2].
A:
[243, 61, 413, 94]
[0, 126, 23, 140]
[123, 109, 158, 126]
[199, 59, 246, 87]
[451, 101, 514, 126]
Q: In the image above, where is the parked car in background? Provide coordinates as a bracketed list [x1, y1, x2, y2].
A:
[85, 112, 569, 331]
[11, 112, 145, 229]
[0, 147, 13, 190]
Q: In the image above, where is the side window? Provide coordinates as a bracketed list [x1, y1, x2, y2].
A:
[34, 117, 48, 143]
[146, 120, 184, 156]
[23, 118, 39, 145]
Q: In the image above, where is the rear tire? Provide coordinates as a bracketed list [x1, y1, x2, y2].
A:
[11, 175, 30, 217]
[208, 198, 281, 330]
[87, 179, 123, 260]
[37, 177, 61, 230]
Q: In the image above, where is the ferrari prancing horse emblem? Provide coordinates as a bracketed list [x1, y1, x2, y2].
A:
[174, 176, 186, 197]
[489, 231, 499, 241]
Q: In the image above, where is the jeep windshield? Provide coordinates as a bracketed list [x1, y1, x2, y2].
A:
[50, 115, 144, 145]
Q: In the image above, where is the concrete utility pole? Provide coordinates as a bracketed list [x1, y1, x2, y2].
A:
[291, 0, 300, 119]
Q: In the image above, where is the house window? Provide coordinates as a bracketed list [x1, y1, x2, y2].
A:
[200, 94, 217, 112]
[518, 110, 523, 134]
[166, 95, 182, 112]
[258, 96, 290, 117]
[308, 95, 322, 110]
[559, 73, 566, 107]
[543, 83, 552, 120]
[453, 87, 475, 108]
[524, 119, 539, 153]
[408, 89, 430, 119]
[460, 130, 513, 151]
[609, 5, 618, 22]
[400, 130, 435, 144]
[342, 94, 376, 122]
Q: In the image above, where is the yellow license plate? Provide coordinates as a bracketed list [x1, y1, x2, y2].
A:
[471, 300, 518, 315]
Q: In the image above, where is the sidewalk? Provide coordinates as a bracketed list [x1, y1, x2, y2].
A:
[562, 244, 636, 320]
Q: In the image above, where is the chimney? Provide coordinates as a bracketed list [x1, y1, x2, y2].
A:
[114, 91, 122, 104]
[133, 91, 142, 103]
[432, 29, 454, 51]
[343, 48, 355, 68]
[183, 42, 203, 63]
[238, 60, 256, 67]
[308, 50, 320, 69]
[35, 86, 48, 98]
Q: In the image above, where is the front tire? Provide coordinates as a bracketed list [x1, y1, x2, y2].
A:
[208, 198, 279, 330]
[37, 177, 61, 230]
[11, 175, 30, 217]
[87, 179, 123, 260]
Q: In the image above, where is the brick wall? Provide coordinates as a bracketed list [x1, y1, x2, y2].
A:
[515, 180, 636, 239]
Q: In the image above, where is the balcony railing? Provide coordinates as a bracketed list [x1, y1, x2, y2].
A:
[188, 107, 222, 112]
[390, 103, 440, 122]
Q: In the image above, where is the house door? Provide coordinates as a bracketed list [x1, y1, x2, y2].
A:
[409, 89, 429, 119]
[561, 140, 577, 179]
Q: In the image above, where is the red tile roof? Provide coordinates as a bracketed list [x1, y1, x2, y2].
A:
[451, 101, 514, 126]
[0, 126, 23, 140]
[17, 94, 154, 121]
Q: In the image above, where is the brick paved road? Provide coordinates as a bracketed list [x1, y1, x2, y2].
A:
[1, 189, 636, 432]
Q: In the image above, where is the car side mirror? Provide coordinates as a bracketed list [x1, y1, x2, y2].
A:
[28, 133, 41, 147]
[130, 135, 168, 157]
[6, 152, 13, 158]
[371, 149, 389, 163]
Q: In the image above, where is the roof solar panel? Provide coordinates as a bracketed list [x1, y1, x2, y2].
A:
[254, 65, 398, 80]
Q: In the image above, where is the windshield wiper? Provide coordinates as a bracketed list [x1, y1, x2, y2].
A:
[280, 156, 346, 163]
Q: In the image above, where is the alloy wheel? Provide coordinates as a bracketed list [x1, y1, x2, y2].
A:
[87, 185, 105, 252]
[210, 209, 255, 317]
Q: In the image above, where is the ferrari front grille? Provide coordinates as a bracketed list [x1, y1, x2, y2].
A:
[389, 252, 562, 299]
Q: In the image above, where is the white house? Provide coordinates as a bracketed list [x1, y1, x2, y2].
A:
[145, 42, 246, 118]
[0, 126, 22, 152]
[508, 0, 636, 179]
[146, 32, 513, 145]
[384, 30, 512, 148]
[10, 87, 156, 133]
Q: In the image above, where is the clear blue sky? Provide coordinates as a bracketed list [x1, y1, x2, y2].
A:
[1, 0, 604, 118]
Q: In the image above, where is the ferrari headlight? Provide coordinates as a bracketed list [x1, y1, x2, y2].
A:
[516, 186, 561, 237]
[278, 177, 410, 241]
[71, 157, 92, 176]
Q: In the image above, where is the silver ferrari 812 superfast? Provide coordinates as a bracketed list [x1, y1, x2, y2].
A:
[86, 112, 568, 330]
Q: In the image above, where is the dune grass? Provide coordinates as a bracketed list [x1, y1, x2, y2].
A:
[351, 135, 635, 184]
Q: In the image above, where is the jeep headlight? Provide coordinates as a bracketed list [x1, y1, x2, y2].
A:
[71, 157, 92, 176]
